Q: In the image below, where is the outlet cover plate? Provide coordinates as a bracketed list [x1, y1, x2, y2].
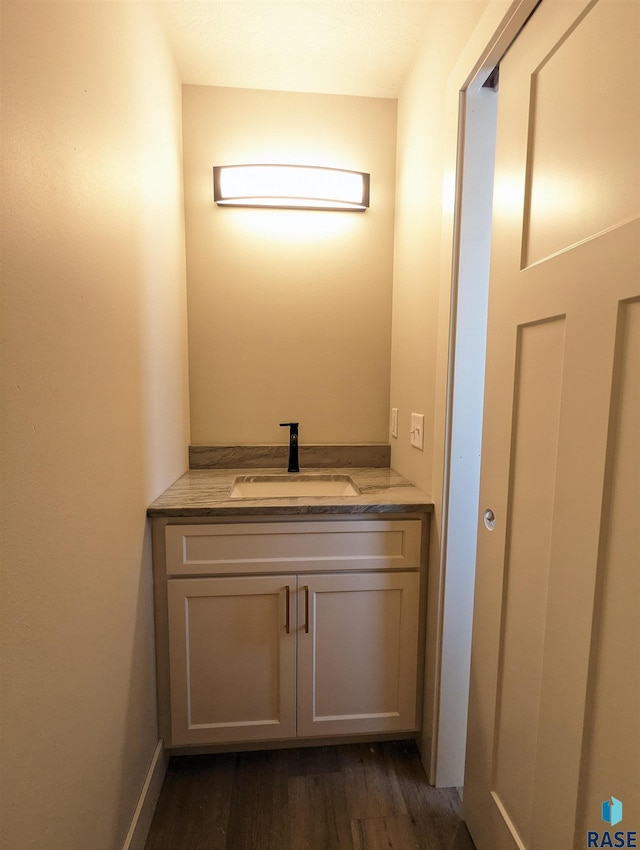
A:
[410, 413, 424, 450]
[391, 407, 398, 439]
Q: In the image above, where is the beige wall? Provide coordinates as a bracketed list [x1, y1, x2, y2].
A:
[390, 1, 487, 492]
[0, 3, 190, 849]
[183, 86, 396, 446]
[390, 1, 490, 777]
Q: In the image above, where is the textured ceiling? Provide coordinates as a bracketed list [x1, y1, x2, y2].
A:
[154, 1, 438, 98]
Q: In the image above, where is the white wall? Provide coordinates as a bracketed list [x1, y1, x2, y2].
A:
[413, 0, 539, 786]
[0, 3, 190, 849]
[389, 0, 489, 774]
[182, 86, 397, 446]
[390, 2, 488, 492]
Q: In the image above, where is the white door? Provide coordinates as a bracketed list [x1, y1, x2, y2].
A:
[464, 2, 640, 849]
[297, 572, 420, 738]
[167, 575, 297, 745]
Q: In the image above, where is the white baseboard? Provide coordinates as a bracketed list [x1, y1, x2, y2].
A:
[122, 740, 168, 850]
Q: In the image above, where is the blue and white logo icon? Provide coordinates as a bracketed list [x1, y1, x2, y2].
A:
[602, 797, 623, 827]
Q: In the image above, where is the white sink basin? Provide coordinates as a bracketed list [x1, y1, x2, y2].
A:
[229, 474, 360, 499]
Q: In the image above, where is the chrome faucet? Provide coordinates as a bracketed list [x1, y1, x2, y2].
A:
[279, 422, 300, 472]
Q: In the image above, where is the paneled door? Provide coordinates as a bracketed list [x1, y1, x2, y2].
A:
[464, 2, 640, 849]
[167, 576, 297, 746]
[297, 572, 420, 738]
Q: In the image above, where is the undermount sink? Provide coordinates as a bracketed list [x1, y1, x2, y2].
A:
[229, 474, 361, 499]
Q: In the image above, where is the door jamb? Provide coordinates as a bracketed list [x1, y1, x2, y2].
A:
[428, 0, 541, 787]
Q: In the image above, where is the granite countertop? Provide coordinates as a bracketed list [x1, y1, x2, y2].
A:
[147, 467, 434, 517]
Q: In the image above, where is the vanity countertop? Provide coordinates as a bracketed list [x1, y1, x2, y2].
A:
[147, 467, 433, 517]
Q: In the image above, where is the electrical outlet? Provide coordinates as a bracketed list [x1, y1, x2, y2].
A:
[410, 413, 424, 450]
[391, 407, 398, 439]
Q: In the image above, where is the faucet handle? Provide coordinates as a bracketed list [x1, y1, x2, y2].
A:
[279, 422, 299, 432]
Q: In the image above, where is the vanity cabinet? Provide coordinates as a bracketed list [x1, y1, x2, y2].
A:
[153, 518, 425, 749]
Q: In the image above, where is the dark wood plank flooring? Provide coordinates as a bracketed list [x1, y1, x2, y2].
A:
[144, 740, 477, 850]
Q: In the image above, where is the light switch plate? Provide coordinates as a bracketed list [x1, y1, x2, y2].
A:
[391, 407, 398, 439]
[410, 413, 424, 450]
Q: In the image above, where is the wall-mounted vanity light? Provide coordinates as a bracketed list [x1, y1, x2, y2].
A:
[213, 164, 370, 211]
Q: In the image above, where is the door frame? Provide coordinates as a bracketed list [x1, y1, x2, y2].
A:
[424, 0, 540, 787]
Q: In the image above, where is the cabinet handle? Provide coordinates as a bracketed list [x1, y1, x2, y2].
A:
[304, 585, 310, 634]
[285, 585, 291, 634]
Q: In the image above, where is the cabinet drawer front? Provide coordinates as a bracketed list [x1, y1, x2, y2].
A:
[165, 520, 422, 576]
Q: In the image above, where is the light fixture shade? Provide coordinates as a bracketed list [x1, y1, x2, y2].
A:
[213, 164, 370, 211]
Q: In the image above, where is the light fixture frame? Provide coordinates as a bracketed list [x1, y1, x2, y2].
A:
[213, 164, 370, 211]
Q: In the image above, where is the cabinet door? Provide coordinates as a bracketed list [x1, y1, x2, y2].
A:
[297, 572, 420, 738]
[167, 576, 296, 746]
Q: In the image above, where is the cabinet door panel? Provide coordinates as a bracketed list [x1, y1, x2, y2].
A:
[297, 572, 420, 737]
[167, 576, 296, 745]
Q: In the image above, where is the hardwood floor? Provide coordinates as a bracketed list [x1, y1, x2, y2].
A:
[144, 740, 477, 850]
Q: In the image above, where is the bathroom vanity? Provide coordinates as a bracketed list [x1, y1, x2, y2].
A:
[148, 467, 432, 751]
